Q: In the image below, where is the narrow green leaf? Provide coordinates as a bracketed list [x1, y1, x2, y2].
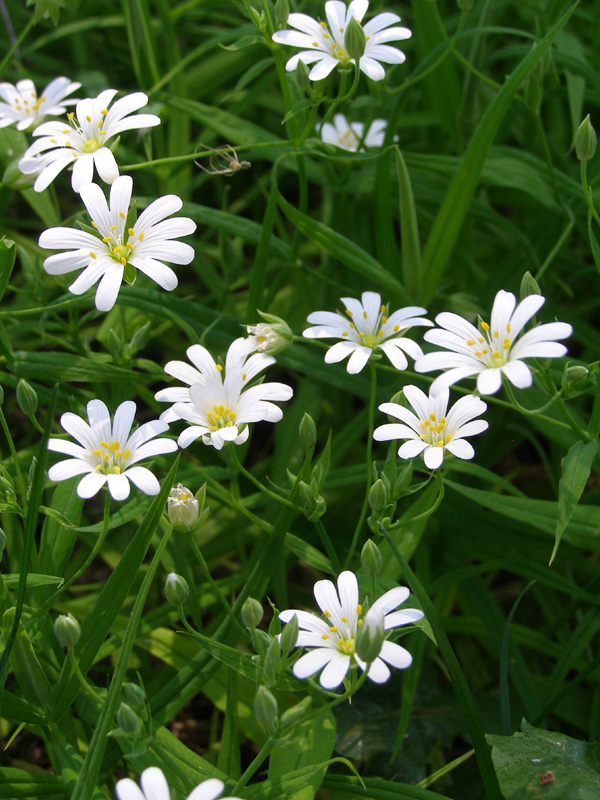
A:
[1, 609, 51, 710]
[551, 440, 598, 564]
[0, 767, 65, 798]
[2, 574, 62, 588]
[395, 147, 422, 301]
[11, 351, 143, 384]
[285, 533, 334, 574]
[0, 237, 16, 304]
[588, 214, 600, 275]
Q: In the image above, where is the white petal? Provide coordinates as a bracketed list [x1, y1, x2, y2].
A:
[308, 57, 339, 81]
[129, 256, 178, 290]
[476, 368, 503, 395]
[48, 459, 93, 481]
[125, 466, 161, 495]
[140, 767, 171, 800]
[423, 446, 445, 469]
[112, 400, 136, 446]
[94, 264, 124, 311]
[346, 346, 371, 374]
[501, 359, 533, 389]
[136, 195, 183, 231]
[398, 440, 427, 459]
[380, 640, 413, 668]
[71, 154, 94, 192]
[107, 473, 131, 501]
[370, 586, 409, 616]
[115, 778, 146, 800]
[187, 778, 226, 800]
[77, 472, 107, 498]
[293, 648, 336, 680]
[93, 147, 119, 185]
[319, 651, 351, 689]
[365, 657, 391, 683]
[358, 57, 386, 81]
[384, 608, 424, 629]
[445, 439, 475, 460]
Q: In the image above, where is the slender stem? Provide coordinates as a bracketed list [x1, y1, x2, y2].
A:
[119, 141, 291, 172]
[68, 647, 104, 704]
[229, 447, 296, 509]
[314, 519, 341, 573]
[503, 381, 563, 417]
[188, 536, 248, 639]
[177, 604, 200, 637]
[232, 737, 276, 793]
[388, 470, 445, 529]
[344, 361, 377, 569]
[533, 113, 560, 204]
[0, 405, 27, 511]
[0, 16, 35, 73]
[582, 161, 600, 227]
[556, 397, 591, 442]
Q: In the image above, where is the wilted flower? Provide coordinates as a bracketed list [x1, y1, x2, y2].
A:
[373, 385, 488, 470]
[415, 290, 573, 395]
[0, 77, 80, 131]
[272, 0, 411, 82]
[280, 570, 423, 689]
[19, 89, 160, 192]
[303, 291, 431, 374]
[155, 337, 293, 450]
[115, 766, 242, 800]
[48, 399, 177, 501]
[321, 113, 389, 151]
[38, 175, 195, 311]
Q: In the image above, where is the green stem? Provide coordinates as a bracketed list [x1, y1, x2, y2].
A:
[388, 470, 445, 529]
[344, 361, 377, 569]
[378, 522, 502, 800]
[556, 397, 591, 442]
[0, 16, 35, 73]
[0, 405, 27, 511]
[314, 519, 341, 572]
[67, 647, 104, 704]
[232, 737, 276, 793]
[503, 381, 563, 417]
[229, 447, 296, 509]
[188, 536, 248, 639]
[120, 141, 291, 172]
[582, 161, 600, 227]
[533, 113, 560, 204]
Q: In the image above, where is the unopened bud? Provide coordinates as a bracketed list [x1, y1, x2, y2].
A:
[122, 682, 146, 708]
[106, 328, 123, 360]
[561, 362, 597, 398]
[242, 597, 264, 627]
[167, 484, 200, 532]
[131, 320, 152, 352]
[295, 60, 311, 91]
[361, 539, 383, 578]
[248, 6, 266, 31]
[355, 606, 385, 663]
[54, 613, 80, 648]
[576, 114, 597, 162]
[299, 413, 317, 449]
[28, 456, 37, 484]
[164, 572, 189, 605]
[247, 311, 293, 355]
[2, 160, 37, 190]
[280, 696, 312, 729]
[254, 685, 279, 732]
[519, 271, 541, 301]
[344, 17, 366, 61]
[16, 379, 38, 417]
[116, 702, 139, 733]
[279, 613, 298, 654]
[368, 479, 388, 513]
[299, 480, 326, 522]
[274, 0, 289, 29]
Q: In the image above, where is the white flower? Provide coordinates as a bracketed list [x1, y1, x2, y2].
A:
[373, 385, 488, 470]
[0, 77, 80, 131]
[155, 337, 293, 450]
[414, 290, 573, 395]
[321, 113, 388, 151]
[48, 399, 177, 501]
[167, 483, 199, 530]
[272, 0, 411, 82]
[303, 291, 432, 374]
[38, 175, 195, 312]
[18, 89, 160, 192]
[115, 766, 242, 800]
[280, 570, 423, 689]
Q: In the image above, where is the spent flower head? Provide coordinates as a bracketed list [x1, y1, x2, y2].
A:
[415, 290, 573, 395]
[374, 386, 488, 470]
[115, 766, 242, 800]
[48, 399, 177, 501]
[0, 77, 80, 131]
[321, 113, 389, 151]
[303, 290, 432, 374]
[155, 337, 293, 450]
[19, 89, 160, 192]
[279, 570, 423, 689]
[272, 0, 411, 82]
[38, 175, 195, 311]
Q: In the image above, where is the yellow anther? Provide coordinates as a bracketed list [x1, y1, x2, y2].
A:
[345, 309, 352, 316]
[359, 331, 365, 338]
[341, 616, 348, 623]
[68, 112, 74, 120]
[320, 20, 327, 26]
[122, 449, 131, 458]
[120, 257, 127, 266]
[430, 413, 436, 421]
[467, 339, 475, 345]
[321, 634, 329, 640]
[109, 441, 119, 452]
[503, 338, 511, 349]
[138, 232, 144, 241]
[393, 324, 400, 332]
[128, 228, 135, 236]
[382, 315, 387, 324]
[475, 351, 482, 358]
[324, 610, 331, 617]
[242, 372, 247, 380]
[446, 434, 453, 442]
[104, 453, 109, 461]
[101, 108, 108, 114]
[98, 121, 103, 128]
[483, 348, 488, 354]
[91, 221, 98, 227]
[110, 224, 116, 230]
[50, 138, 57, 143]
[378, 330, 383, 338]
[437, 422, 445, 433]
[481, 321, 490, 330]
[329, 626, 338, 633]
[506, 323, 511, 333]
[363, 310, 368, 318]
[493, 330, 499, 337]
[357, 619, 363, 627]
[478, 337, 484, 343]
[99, 130, 107, 135]
[119, 212, 125, 219]
[116, 450, 122, 457]
[356, 604, 362, 614]
[89, 251, 97, 259]
[62, 129, 70, 133]
[113, 466, 121, 474]
[349, 322, 355, 329]
[312, 41, 319, 46]
[342, 332, 348, 337]
[493, 349, 500, 358]
[126, 242, 133, 250]
[65, 141, 71, 147]
[435, 440, 444, 447]
[92, 448, 102, 456]
[102, 236, 112, 242]
[86, 115, 91, 122]
[323, 33, 330, 38]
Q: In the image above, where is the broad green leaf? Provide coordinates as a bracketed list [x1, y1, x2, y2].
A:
[323, 774, 454, 799]
[551, 440, 598, 564]
[0, 767, 65, 798]
[489, 719, 600, 799]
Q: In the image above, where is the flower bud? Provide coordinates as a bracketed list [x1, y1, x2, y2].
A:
[16, 379, 38, 417]
[253, 685, 279, 732]
[2, 160, 37, 190]
[122, 682, 146, 708]
[279, 613, 298, 655]
[344, 17, 366, 61]
[274, 0, 289, 29]
[561, 362, 597, 399]
[116, 702, 139, 733]
[295, 60, 311, 91]
[280, 696, 312, 729]
[131, 320, 152, 352]
[164, 572, 189, 605]
[248, 5, 266, 31]
[299, 413, 317, 449]
[299, 480, 326, 522]
[0, 527, 6, 560]
[106, 328, 123, 360]
[368, 479, 388, 513]
[519, 271, 541, 301]
[361, 539, 383, 578]
[247, 311, 293, 355]
[167, 484, 200, 532]
[54, 613, 81, 648]
[242, 597, 264, 627]
[576, 115, 597, 162]
[355, 606, 385, 663]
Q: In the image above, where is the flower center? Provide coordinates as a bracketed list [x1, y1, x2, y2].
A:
[320, 604, 364, 656]
[92, 440, 131, 474]
[465, 321, 513, 368]
[343, 303, 389, 349]
[338, 128, 359, 150]
[206, 404, 237, 432]
[419, 414, 452, 447]
[82, 138, 100, 153]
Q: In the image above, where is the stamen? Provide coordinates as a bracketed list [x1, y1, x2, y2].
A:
[341, 616, 348, 623]
[329, 626, 338, 633]
[89, 251, 97, 259]
[356, 604, 362, 614]
[393, 324, 400, 332]
[128, 228, 135, 236]
[216, 364, 223, 371]
[481, 321, 490, 330]
[321, 634, 329, 640]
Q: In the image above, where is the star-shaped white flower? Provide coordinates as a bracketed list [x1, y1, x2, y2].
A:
[0, 77, 80, 131]
[38, 175, 196, 311]
[272, 0, 411, 82]
[303, 291, 432, 374]
[48, 399, 177, 501]
[414, 290, 573, 395]
[280, 570, 423, 690]
[115, 766, 242, 800]
[321, 113, 389, 151]
[373, 385, 488, 470]
[155, 337, 293, 450]
[18, 89, 160, 192]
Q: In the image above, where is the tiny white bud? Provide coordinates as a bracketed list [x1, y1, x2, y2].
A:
[167, 483, 200, 532]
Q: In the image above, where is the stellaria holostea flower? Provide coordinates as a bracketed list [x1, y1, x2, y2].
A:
[303, 291, 432, 374]
[48, 399, 177, 501]
[373, 385, 488, 470]
[415, 290, 573, 395]
[272, 1, 411, 82]
[38, 175, 196, 311]
[279, 570, 423, 689]
[167, 483, 199, 531]
[19, 89, 160, 192]
[321, 113, 389, 151]
[0, 77, 80, 131]
[115, 766, 242, 800]
[155, 337, 293, 450]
